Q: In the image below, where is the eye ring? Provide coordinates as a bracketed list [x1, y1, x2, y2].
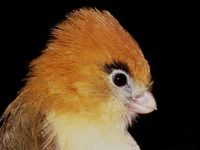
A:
[112, 73, 127, 87]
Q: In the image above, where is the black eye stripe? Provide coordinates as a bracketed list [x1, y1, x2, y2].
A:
[104, 60, 130, 74]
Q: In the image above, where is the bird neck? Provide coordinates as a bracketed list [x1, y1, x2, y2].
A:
[47, 112, 140, 150]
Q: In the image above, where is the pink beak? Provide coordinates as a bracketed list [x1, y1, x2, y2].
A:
[132, 91, 157, 114]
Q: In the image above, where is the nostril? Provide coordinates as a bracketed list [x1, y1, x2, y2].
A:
[131, 94, 143, 102]
[134, 94, 142, 99]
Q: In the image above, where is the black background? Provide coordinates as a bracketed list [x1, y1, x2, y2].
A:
[0, 1, 199, 150]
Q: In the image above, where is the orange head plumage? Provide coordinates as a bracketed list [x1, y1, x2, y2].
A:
[0, 8, 157, 150]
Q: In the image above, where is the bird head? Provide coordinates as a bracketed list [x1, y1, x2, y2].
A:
[28, 8, 157, 128]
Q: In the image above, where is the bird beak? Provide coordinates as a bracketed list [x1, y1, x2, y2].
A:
[131, 91, 157, 114]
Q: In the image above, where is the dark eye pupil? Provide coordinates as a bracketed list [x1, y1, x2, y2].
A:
[113, 73, 127, 87]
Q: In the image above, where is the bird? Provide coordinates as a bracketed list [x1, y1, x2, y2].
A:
[0, 8, 157, 150]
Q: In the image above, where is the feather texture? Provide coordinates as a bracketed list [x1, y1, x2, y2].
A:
[0, 8, 154, 150]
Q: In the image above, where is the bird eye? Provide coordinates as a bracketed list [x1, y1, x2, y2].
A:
[112, 73, 127, 87]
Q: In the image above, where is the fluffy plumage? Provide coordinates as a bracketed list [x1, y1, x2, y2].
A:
[0, 8, 157, 150]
